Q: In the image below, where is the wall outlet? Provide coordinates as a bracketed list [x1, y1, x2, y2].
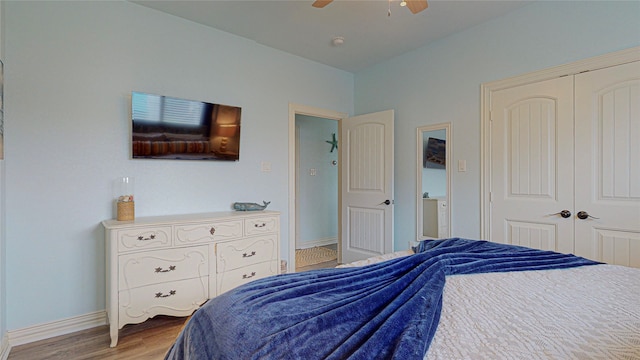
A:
[261, 161, 272, 172]
[309, 168, 317, 176]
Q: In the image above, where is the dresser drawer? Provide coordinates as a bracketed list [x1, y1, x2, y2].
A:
[175, 220, 243, 246]
[216, 234, 277, 273]
[217, 260, 279, 294]
[244, 216, 279, 236]
[119, 246, 208, 290]
[117, 226, 172, 253]
[118, 277, 208, 326]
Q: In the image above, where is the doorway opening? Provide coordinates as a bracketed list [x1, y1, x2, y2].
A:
[294, 114, 339, 271]
[288, 104, 347, 273]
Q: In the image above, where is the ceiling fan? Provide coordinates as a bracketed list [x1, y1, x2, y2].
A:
[312, 0, 428, 14]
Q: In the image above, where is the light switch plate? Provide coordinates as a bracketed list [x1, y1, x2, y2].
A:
[458, 160, 467, 172]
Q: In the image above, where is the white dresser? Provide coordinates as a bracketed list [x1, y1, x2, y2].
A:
[102, 211, 280, 347]
[422, 198, 448, 238]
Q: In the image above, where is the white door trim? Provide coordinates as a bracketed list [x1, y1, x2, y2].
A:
[481, 46, 640, 239]
[288, 103, 348, 272]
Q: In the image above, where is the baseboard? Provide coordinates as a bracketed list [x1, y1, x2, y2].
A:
[7, 310, 107, 347]
[296, 237, 337, 249]
[0, 334, 10, 360]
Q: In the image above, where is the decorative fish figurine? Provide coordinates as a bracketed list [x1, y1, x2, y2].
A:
[233, 201, 271, 211]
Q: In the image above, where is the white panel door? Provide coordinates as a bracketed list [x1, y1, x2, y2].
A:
[574, 61, 640, 267]
[490, 76, 575, 254]
[341, 110, 394, 264]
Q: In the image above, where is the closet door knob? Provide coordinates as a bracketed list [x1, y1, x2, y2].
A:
[549, 210, 571, 218]
[577, 211, 599, 220]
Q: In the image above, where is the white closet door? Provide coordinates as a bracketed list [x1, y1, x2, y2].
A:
[490, 76, 575, 254]
[574, 61, 640, 267]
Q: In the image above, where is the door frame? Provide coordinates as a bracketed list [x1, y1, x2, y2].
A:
[480, 46, 640, 239]
[289, 103, 348, 272]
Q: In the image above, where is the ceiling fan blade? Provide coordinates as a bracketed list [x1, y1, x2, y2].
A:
[406, 0, 428, 14]
[312, 0, 333, 8]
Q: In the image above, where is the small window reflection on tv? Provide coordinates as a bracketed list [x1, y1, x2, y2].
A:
[131, 92, 241, 161]
[424, 137, 445, 169]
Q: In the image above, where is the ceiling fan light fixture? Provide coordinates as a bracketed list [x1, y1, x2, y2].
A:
[313, 0, 427, 16]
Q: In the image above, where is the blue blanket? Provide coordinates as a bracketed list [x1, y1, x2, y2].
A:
[165, 238, 599, 360]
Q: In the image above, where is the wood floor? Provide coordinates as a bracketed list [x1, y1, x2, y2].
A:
[7, 316, 189, 360]
[8, 254, 337, 359]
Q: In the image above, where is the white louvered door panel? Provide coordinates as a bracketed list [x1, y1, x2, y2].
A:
[574, 61, 640, 267]
[490, 76, 575, 254]
[341, 110, 394, 264]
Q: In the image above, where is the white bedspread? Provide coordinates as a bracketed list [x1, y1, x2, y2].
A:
[340, 252, 640, 359]
[428, 264, 640, 359]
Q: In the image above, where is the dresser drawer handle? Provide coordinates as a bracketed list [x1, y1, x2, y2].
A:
[209, 227, 216, 235]
[155, 290, 176, 298]
[242, 272, 256, 279]
[254, 223, 267, 228]
[154, 265, 176, 273]
[243, 251, 256, 258]
[137, 234, 156, 241]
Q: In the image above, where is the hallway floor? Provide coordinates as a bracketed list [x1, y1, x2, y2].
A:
[295, 244, 338, 272]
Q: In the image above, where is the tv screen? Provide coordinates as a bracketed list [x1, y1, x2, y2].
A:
[131, 92, 241, 161]
[424, 137, 445, 169]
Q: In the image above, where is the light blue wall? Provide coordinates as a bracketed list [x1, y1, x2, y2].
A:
[354, 1, 640, 251]
[3, 1, 353, 331]
[296, 115, 338, 248]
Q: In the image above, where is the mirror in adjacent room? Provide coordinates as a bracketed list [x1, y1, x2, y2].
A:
[416, 123, 451, 241]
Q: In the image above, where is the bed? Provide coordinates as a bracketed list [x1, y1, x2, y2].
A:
[164, 238, 640, 359]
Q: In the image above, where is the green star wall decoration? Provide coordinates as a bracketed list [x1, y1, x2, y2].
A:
[326, 133, 338, 153]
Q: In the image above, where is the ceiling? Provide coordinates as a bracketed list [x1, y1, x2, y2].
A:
[131, 0, 533, 73]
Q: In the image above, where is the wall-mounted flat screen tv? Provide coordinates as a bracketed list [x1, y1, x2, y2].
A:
[131, 92, 241, 161]
[424, 137, 445, 169]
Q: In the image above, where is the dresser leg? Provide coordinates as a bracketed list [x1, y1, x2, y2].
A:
[109, 324, 118, 347]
